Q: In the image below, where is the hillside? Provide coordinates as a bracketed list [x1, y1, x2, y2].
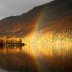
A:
[0, 0, 72, 37]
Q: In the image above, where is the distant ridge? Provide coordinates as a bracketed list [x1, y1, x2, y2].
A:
[0, 0, 72, 37]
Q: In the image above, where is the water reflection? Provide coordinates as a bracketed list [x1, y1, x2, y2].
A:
[0, 44, 72, 72]
[0, 45, 39, 72]
[0, 45, 22, 54]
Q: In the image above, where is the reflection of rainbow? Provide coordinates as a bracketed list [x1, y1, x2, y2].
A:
[34, 8, 47, 32]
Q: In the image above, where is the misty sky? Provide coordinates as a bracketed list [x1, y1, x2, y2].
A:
[0, 0, 53, 20]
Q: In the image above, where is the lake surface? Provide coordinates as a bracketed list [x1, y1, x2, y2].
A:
[0, 44, 72, 72]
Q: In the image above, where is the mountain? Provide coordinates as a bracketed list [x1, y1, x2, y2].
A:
[0, 0, 72, 37]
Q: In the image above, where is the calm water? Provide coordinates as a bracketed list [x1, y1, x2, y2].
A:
[0, 44, 72, 72]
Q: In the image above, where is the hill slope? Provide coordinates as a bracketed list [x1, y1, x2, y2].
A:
[0, 0, 72, 37]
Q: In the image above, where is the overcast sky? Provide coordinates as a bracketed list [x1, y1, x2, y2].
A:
[0, 0, 53, 20]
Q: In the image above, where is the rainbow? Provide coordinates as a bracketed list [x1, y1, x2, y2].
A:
[30, 7, 48, 71]
[23, 7, 48, 72]
[34, 7, 47, 32]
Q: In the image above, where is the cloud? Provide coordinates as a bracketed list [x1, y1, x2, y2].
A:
[0, 0, 53, 20]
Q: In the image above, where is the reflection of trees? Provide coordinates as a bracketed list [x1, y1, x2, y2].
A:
[0, 40, 4, 47]
[0, 52, 39, 72]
